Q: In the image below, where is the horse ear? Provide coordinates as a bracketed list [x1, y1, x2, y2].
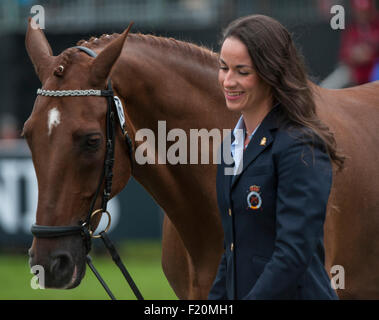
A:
[25, 17, 54, 83]
[90, 22, 133, 87]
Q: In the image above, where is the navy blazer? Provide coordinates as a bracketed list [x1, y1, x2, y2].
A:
[208, 105, 338, 300]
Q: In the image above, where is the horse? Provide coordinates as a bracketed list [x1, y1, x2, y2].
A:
[24, 19, 379, 299]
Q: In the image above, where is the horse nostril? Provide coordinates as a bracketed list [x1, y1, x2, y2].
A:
[50, 252, 73, 276]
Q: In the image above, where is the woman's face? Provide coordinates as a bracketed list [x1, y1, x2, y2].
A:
[219, 37, 271, 113]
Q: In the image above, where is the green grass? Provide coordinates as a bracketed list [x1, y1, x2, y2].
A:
[0, 240, 177, 300]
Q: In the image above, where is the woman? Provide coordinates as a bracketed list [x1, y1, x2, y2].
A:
[208, 15, 344, 300]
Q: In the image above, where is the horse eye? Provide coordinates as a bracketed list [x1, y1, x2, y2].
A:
[84, 135, 101, 151]
[87, 138, 100, 146]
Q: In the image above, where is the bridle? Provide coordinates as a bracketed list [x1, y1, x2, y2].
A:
[30, 46, 142, 300]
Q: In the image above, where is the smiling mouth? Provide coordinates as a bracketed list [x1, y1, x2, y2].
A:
[225, 91, 245, 100]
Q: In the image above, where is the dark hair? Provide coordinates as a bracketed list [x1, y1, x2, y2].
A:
[222, 14, 345, 170]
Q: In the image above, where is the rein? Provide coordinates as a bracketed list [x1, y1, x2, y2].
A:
[30, 46, 142, 300]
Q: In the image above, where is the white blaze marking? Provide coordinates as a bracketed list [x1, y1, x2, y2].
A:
[47, 107, 61, 136]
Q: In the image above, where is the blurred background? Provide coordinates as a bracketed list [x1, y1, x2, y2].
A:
[0, 0, 378, 299]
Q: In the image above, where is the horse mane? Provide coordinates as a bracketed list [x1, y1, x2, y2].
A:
[75, 32, 219, 66]
[53, 33, 218, 78]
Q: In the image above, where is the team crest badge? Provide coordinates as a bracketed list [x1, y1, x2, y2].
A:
[260, 137, 267, 146]
[247, 185, 262, 210]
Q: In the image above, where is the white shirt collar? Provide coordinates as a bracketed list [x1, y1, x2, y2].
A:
[232, 115, 260, 145]
[233, 115, 246, 142]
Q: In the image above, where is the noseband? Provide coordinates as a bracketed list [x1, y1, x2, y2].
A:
[30, 46, 142, 300]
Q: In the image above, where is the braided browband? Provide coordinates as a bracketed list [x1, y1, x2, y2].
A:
[36, 88, 113, 97]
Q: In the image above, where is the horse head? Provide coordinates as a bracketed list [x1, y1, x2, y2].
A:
[24, 18, 133, 289]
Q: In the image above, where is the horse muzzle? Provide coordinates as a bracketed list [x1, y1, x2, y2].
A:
[29, 238, 86, 289]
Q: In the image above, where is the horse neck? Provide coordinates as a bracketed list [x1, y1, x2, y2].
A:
[106, 34, 232, 213]
[112, 34, 223, 125]
[108, 33, 231, 147]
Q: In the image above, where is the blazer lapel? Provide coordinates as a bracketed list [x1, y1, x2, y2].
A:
[219, 132, 235, 209]
[231, 105, 280, 188]
[224, 165, 233, 207]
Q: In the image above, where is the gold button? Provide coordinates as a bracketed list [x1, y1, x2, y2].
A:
[228, 208, 232, 216]
[230, 243, 234, 251]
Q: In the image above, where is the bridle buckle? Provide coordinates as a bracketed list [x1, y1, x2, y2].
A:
[88, 209, 112, 239]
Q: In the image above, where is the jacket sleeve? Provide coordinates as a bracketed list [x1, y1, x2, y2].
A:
[208, 248, 228, 300]
[244, 130, 333, 299]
